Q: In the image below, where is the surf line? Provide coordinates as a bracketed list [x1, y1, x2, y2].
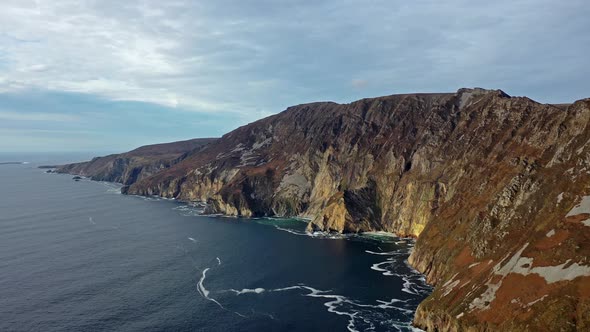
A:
[225, 284, 411, 332]
[196, 258, 247, 318]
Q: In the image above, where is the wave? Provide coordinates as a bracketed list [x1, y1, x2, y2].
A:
[371, 260, 396, 276]
[223, 283, 422, 332]
[99, 181, 123, 194]
[132, 197, 430, 330]
[197, 268, 227, 311]
[273, 226, 356, 240]
[273, 226, 308, 236]
[173, 205, 205, 217]
[365, 250, 402, 256]
[228, 287, 266, 295]
[272, 225, 416, 247]
[195, 246, 430, 332]
[369, 255, 432, 297]
[196, 261, 247, 318]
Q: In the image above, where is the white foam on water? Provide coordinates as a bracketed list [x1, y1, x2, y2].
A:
[197, 268, 214, 300]
[197, 266, 247, 318]
[88, 217, 96, 225]
[304, 289, 359, 332]
[271, 285, 309, 292]
[365, 250, 400, 256]
[216, 257, 221, 265]
[188, 237, 197, 243]
[361, 231, 398, 238]
[174, 205, 205, 217]
[369, 253, 432, 297]
[310, 231, 353, 240]
[100, 182, 123, 194]
[273, 226, 355, 240]
[274, 226, 307, 236]
[401, 276, 420, 295]
[221, 283, 423, 332]
[197, 268, 237, 314]
[374, 299, 415, 314]
[371, 260, 395, 276]
[229, 288, 266, 295]
[265, 285, 361, 331]
[186, 221, 430, 331]
[200, 212, 224, 217]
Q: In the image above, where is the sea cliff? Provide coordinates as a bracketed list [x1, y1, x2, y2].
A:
[55, 88, 590, 331]
[55, 138, 215, 185]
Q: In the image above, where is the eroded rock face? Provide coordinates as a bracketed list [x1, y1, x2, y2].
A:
[127, 91, 468, 235]
[60, 88, 590, 331]
[55, 138, 216, 185]
[406, 95, 590, 331]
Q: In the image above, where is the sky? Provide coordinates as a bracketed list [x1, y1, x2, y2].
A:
[0, 0, 589, 153]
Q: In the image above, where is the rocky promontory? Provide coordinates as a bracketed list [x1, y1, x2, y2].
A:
[53, 138, 216, 185]
[56, 88, 590, 331]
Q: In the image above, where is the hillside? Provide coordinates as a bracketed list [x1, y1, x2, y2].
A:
[55, 138, 216, 185]
[60, 88, 590, 331]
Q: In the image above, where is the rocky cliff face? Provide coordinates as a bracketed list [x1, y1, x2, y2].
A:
[60, 88, 590, 331]
[126, 91, 467, 235]
[406, 94, 590, 331]
[56, 138, 216, 185]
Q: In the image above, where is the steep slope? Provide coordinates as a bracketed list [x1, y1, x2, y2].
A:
[123, 88, 590, 331]
[125, 91, 462, 234]
[408, 97, 590, 331]
[56, 138, 216, 185]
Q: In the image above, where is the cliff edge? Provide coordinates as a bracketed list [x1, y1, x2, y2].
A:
[58, 88, 590, 331]
[54, 138, 216, 185]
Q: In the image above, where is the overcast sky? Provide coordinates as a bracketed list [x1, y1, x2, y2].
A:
[1, 0, 589, 153]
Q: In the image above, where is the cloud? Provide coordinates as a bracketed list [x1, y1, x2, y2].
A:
[0, 0, 588, 151]
[0, 0, 588, 112]
[18, 64, 49, 73]
[0, 89, 248, 152]
[0, 110, 79, 122]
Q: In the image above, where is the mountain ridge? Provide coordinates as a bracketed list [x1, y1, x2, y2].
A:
[52, 88, 590, 331]
[53, 138, 216, 185]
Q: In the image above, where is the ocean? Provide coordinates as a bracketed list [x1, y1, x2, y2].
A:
[0, 156, 431, 332]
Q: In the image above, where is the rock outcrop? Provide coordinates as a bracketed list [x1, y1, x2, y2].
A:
[59, 88, 590, 331]
[55, 138, 216, 185]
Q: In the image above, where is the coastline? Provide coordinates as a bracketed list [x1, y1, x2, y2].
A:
[43, 166, 433, 331]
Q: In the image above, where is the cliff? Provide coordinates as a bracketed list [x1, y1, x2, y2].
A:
[58, 88, 590, 331]
[55, 138, 216, 185]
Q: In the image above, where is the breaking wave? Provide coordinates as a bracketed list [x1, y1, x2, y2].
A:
[215, 281, 425, 332]
[168, 202, 431, 330]
[196, 244, 431, 332]
[196, 258, 247, 318]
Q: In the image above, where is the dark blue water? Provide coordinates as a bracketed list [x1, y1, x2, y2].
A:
[0, 158, 431, 332]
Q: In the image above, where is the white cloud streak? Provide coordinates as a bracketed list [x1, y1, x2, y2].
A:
[0, 0, 588, 119]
